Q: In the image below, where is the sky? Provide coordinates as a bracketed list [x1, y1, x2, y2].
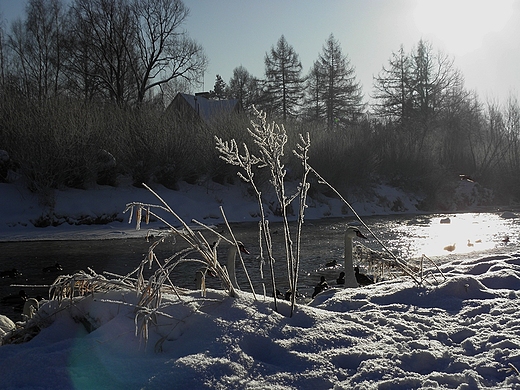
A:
[1, 0, 520, 104]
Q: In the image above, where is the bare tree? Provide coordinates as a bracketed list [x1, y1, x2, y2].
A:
[471, 101, 511, 180]
[68, 0, 137, 106]
[503, 95, 520, 194]
[0, 18, 6, 88]
[437, 89, 480, 174]
[67, 0, 206, 106]
[7, 0, 67, 100]
[131, 0, 207, 103]
[61, 4, 101, 101]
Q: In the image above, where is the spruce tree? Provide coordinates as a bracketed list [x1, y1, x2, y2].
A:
[263, 35, 305, 120]
[311, 34, 364, 130]
[212, 74, 227, 99]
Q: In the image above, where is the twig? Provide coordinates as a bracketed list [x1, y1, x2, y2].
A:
[508, 362, 520, 375]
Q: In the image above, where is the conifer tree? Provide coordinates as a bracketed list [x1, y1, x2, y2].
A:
[263, 35, 305, 120]
[310, 34, 364, 130]
[372, 40, 465, 156]
[304, 62, 324, 122]
[228, 65, 261, 111]
[372, 45, 414, 123]
[373, 40, 463, 126]
[212, 74, 227, 99]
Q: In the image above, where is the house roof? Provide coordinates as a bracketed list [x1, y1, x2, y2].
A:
[174, 93, 239, 123]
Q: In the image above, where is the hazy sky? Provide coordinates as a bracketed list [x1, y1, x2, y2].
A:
[2, 0, 519, 105]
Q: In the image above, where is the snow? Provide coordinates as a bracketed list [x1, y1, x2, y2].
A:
[0, 179, 421, 241]
[0, 180, 519, 389]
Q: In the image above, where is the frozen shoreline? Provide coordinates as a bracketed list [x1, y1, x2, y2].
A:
[0, 179, 423, 242]
[1, 180, 520, 389]
[2, 177, 510, 243]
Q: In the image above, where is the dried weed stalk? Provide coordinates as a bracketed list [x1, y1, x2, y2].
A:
[308, 166, 443, 287]
[216, 107, 310, 315]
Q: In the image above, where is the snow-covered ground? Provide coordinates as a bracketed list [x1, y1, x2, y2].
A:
[0, 179, 421, 241]
[0, 180, 519, 389]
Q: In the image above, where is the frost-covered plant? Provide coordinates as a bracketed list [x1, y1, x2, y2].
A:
[124, 185, 256, 300]
[216, 107, 310, 315]
[123, 184, 258, 342]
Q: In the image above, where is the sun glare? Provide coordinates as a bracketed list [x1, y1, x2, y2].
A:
[396, 213, 513, 259]
[413, 0, 514, 56]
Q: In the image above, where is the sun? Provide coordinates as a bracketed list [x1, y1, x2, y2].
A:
[413, 0, 514, 56]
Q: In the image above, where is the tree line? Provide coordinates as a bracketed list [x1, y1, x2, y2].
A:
[0, 0, 207, 106]
[207, 34, 520, 209]
[1, 0, 520, 211]
[214, 34, 364, 130]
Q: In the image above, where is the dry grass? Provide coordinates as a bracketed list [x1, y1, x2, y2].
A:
[1, 109, 448, 348]
[2, 184, 259, 346]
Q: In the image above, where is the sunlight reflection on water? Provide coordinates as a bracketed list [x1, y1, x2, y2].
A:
[227, 212, 520, 296]
[381, 212, 519, 260]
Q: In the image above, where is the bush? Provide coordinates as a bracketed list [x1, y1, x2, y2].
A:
[2, 88, 520, 210]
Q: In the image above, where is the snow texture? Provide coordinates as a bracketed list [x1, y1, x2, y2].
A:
[0, 180, 519, 389]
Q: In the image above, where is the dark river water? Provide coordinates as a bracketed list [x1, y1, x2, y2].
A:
[2, 212, 520, 320]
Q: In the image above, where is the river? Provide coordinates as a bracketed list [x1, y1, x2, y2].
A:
[1, 212, 519, 320]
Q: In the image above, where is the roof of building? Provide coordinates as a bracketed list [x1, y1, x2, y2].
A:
[173, 93, 239, 123]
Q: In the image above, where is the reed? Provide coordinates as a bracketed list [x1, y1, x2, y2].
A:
[216, 107, 311, 316]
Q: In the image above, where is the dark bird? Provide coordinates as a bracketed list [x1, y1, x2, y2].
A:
[42, 262, 63, 273]
[1, 290, 28, 311]
[284, 289, 301, 301]
[0, 268, 21, 278]
[336, 271, 345, 285]
[354, 266, 374, 286]
[325, 259, 337, 267]
[274, 289, 285, 299]
[312, 276, 329, 298]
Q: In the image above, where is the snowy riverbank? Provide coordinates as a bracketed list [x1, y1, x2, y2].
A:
[0, 179, 422, 242]
[1, 179, 519, 389]
[0, 253, 519, 389]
